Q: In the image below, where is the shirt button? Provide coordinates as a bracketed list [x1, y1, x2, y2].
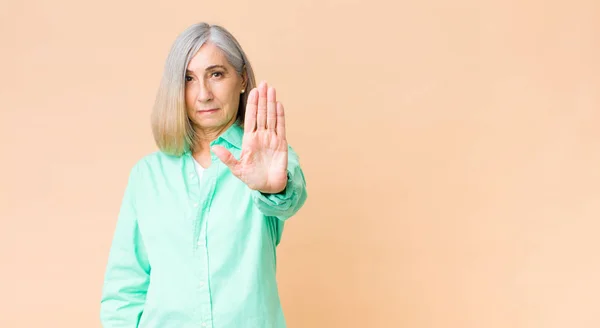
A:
[193, 203, 199, 208]
[189, 173, 195, 178]
[199, 282, 205, 288]
[201, 323, 207, 327]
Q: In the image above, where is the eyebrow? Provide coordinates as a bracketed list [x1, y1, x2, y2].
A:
[206, 65, 227, 71]
[186, 65, 228, 74]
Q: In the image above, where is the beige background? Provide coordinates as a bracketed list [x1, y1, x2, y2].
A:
[1, 0, 599, 327]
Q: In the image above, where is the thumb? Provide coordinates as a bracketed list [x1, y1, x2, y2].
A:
[211, 146, 239, 172]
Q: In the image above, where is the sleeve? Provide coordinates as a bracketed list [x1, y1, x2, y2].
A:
[252, 145, 308, 221]
[100, 164, 151, 327]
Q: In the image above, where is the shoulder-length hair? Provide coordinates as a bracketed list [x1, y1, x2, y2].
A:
[151, 22, 257, 156]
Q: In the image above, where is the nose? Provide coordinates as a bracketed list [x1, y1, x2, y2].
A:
[196, 81, 213, 103]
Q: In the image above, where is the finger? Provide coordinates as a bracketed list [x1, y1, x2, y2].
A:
[276, 101, 286, 139]
[266, 87, 277, 131]
[211, 146, 240, 173]
[244, 88, 258, 133]
[256, 81, 267, 129]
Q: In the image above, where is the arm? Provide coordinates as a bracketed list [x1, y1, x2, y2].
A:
[252, 145, 307, 221]
[100, 165, 150, 327]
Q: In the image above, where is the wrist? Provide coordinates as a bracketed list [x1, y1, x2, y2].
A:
[258, 182, 287, 194]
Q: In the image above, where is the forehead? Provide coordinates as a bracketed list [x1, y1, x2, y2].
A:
[187, 42, 230, 71]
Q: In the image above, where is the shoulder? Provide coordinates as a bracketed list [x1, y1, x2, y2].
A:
[139, 150, 182, 165]
[128, 150, 184, 178]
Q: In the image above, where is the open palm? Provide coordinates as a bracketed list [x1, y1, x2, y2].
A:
[212, 81, 288, 194]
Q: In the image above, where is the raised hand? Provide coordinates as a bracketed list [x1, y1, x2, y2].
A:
[212, 81, 288, 194]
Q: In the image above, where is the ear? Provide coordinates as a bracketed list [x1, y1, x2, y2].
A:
[241, 66, 248, 90]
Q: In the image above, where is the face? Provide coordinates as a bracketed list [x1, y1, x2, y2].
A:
[185, 42, 246, 133]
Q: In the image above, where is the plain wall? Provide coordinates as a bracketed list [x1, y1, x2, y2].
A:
[1, 0, 599, 327]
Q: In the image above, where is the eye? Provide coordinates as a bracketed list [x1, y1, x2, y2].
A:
[185, 75, 193, 82]
[211, 71, 223, 78]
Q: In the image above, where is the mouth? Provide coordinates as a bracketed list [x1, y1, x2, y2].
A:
[197, 108, 219, 113]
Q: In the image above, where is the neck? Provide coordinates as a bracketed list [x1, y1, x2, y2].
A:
[192, 121, 235, 155]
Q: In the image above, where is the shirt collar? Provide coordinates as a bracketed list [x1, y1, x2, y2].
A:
[212, 122, 244, 149]
[182, 122, 244, 156]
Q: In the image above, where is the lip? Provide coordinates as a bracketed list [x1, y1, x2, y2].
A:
[197, 108, 219, 113]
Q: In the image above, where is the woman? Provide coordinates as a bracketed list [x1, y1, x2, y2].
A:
[100, 22, 308, 328]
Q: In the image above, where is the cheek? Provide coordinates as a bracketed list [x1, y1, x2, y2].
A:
[225, 86, 241, 105]
[221, 94, 239, 114]
[185, 88, 196, 107]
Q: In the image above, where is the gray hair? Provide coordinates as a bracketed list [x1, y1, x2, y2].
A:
[151, 22, 257, 156]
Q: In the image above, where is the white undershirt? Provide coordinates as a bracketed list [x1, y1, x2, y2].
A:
[192, 158, 206, 180]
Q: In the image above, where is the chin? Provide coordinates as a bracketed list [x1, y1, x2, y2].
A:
[193, 118, 233, 130]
